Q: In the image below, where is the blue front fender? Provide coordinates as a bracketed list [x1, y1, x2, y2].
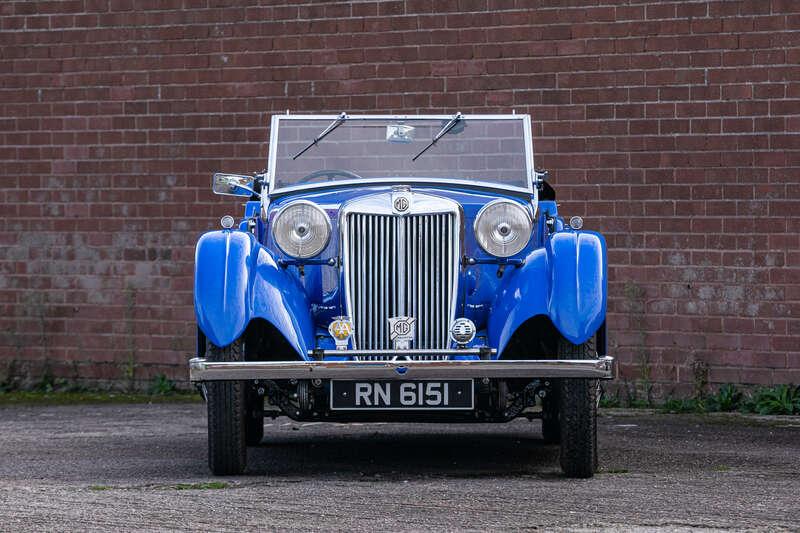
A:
[194, 230, 314, 358]
[489, 231, 607, 354]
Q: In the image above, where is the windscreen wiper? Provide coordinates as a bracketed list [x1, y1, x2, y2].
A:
[292, 112, 348, 160]
[411, 112, 462, 161]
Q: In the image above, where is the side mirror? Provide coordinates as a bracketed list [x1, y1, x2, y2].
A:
[212, 173, 259, 197]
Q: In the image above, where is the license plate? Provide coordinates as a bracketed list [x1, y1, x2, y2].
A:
[330, 380, 474, 410]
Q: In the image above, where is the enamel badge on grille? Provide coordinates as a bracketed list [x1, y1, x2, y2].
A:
[329, 317, 353, 351]
[388, 316, 416, 350]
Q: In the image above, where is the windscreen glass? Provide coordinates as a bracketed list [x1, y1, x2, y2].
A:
[272, 118, 529, 191]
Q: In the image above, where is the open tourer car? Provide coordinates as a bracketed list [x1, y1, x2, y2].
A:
[189, 113, 612, 477]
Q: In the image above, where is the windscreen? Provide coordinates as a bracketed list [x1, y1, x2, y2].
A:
[272, 117, 530, 191]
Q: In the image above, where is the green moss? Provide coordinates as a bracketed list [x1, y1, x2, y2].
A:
[0, 391, 201, 406]
[170, 482, 230, 490]
[599, 468, 629, 474]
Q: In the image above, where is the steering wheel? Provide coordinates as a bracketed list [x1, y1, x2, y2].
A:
[297, 169, 363, 185]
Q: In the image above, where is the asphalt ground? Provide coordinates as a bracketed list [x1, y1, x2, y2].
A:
[0, 402, 798, 531]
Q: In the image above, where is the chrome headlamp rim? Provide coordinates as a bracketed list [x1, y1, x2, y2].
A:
[272, 199, 332, 258]
[473, 198, 532, 258]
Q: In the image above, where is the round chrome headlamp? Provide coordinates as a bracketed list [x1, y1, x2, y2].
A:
[474, 199, 532, 257]
[272, 200, 331, 258]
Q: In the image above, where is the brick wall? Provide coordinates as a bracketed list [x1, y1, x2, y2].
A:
[1, 0, 798, 393]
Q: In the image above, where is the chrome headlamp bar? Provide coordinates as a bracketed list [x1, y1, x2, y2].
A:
[277, 257, 338, 268]
[462, 257, 525, 266]
[309, 348, 496, 357]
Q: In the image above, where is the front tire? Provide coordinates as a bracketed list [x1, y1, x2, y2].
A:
[206, 338, 247, 475]
[557, 337, 598, 478]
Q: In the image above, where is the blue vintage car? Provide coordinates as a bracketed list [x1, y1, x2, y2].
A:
[190, 113, 612, 477]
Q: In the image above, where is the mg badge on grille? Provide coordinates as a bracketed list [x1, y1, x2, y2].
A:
[391, 187, 412, 214]
[388, 316, 416, 350]
[394, 196, 409, 212]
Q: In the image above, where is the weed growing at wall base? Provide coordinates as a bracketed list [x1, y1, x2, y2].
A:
[602, 383, 800, 416]
[666, 384, 800, 415]
[745, 385, 800, 415]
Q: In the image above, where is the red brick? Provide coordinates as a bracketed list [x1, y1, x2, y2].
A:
[0, 1, 797, 390]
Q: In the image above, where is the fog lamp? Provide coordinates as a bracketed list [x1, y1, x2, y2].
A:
[449, 318, 476, 347]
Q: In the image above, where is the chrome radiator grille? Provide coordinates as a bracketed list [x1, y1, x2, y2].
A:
[345, 211, 458, 350]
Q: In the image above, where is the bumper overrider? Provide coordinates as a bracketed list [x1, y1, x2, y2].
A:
[188, 353, 615, 382]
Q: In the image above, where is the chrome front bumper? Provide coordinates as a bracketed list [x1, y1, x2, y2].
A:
[188, 356, 615, 381]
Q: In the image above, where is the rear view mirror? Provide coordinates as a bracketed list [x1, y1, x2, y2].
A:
[386, 124, 415, 143]
[212, 173, 259, 197]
